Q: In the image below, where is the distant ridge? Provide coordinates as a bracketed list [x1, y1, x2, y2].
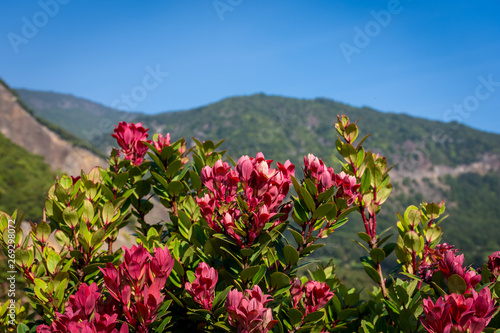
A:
[0, 79, 106, 176]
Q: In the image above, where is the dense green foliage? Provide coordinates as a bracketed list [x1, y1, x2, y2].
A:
[442, 172, 500, 264]
[0, 132, 56, 221]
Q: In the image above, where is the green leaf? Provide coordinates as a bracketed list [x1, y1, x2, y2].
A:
[299, 187, 316, 212]
[189, 171, 202, 191]
[291, 176, 302, 195]
[166, 160, 183, 178]
[448, 274, 467, 294]
[376, 184, 392, 205]
[288, 229, 304, 246]
[113, 172, 129, 189]
[168, 181, 184, 196]
[312, 202, 333, 220]
[425, 227, 442, 243]
[317, 185, 335, 202]
[252, 265, 267, 285]
[82, 199, 95, 223]
[36, 221, 51, 242]
[370, 248, 385, 265]
[361, 171, 372, 193]
[357, 232, 372, 244]
[90, 228, 106, 248]
[338, 308, 358, 321]
[241, 265, 262, 282]
[17, 323, 29, 333]
[303, 310, 324, 323]
[340, 143, 357, 164]
[304, 179, 318, 198]
[403, 231, 422, 253]
[62, 207, 79, 228]
[404, 205, 420, 226]
[292, 201, 308, 225]
[15, 249, 30, 267]
[283, 245, 299, 266]
[363, 264, 381, 283]
[270, 272, 291, 290]
[344, 123, 359, 142]
[47, 251, 61, 275]
[289, 308, 303, 327]
[34, 278, 48, 302]
[101, 201, 114, 225]
[399, 308, 418, 332]
[135, 179, 151, 198]
[382, 243, 397, 257]
[300, 243, 324, 255]
[213, 285, 232, 310]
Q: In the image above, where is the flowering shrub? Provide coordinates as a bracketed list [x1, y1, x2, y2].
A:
[0, 115, 499, 332]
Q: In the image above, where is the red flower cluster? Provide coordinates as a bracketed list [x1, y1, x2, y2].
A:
[185, 262, 218, 310]
[100, 244, 175, 332]
[421, 287, 497, 333]
[290, 279, 334, 315]
[304, 154, 336, 194]
[152, 133, 171, 152]
[197, 153, 295, 247]
[487, 251, 500, 282]
[303, 154, 360, 204]
[226, 285, 277, 333]
[36, 283, 128, 333]
[438, 250, 481, 293]
[112, 122, 151, 165]
[418, 243, 456, 282]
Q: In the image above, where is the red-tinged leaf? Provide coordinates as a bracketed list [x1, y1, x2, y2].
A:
[136, 302, 149, 324]
[104, 276, 121, 302]
[122, 285, 132, 307]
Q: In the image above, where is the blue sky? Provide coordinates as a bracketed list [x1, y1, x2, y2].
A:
[1, 1, 499, 133]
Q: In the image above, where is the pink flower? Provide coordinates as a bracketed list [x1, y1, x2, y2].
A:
[420, 297, 452, 333]
[198, 153, 294, 247]
[487, 251, 500, 282]
[438, 251, 481, 293]
[185, 262, 218, 310]
[420, 289, 498, 333]
[304, 154, 325, 175]
[38, 282, 128, 333]
[290, 279, 304, 308]
[111, 122, 151, 165]
[335, 171, 360, 205]
[468, 287, 498, 333]
[152, 133, 171, 152]
[226, 285, 277, 333]
[100, 244, 175, 331]
[289, 280, 334, 317]
[418, 243, 456, 282]
[303, 154, 336, 194]
[303, 281, 334, 314]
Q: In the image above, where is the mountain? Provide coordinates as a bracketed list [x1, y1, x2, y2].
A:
[0, 79, 107, 220]
[0, 82, 107, 176]
[13, 88, 500, 265]
[15, 88, 142, 153]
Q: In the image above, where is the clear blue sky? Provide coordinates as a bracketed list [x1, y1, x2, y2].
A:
[1, 1, 499, 133]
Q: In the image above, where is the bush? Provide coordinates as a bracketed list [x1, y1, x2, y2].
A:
[0, 116, 499, 332]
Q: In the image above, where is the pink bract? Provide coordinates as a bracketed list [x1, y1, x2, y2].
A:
[112, 122, 151, 166]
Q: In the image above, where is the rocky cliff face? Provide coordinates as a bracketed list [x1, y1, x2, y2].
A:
[0, 82, 106, 176]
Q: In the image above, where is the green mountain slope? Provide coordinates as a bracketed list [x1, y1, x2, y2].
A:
[15, 88, 141, 153]
[141, 94, 500, 168]
[0, 131, 56, 220]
